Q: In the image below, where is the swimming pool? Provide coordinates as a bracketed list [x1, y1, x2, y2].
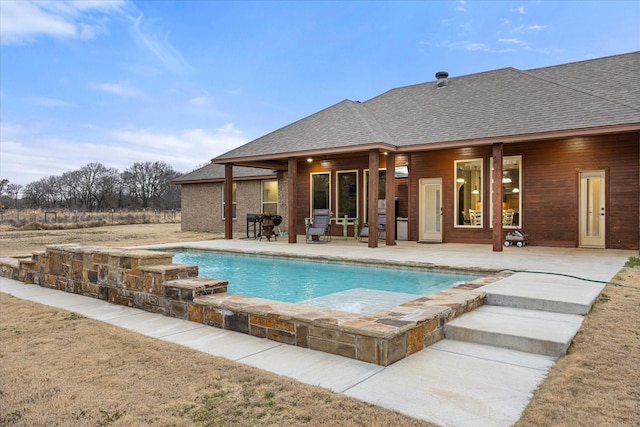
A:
[171, 251, 479, 313]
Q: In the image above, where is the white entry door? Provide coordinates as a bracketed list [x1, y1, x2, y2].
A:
[579, 170, 606, 248]
[419, 178, 442, 242]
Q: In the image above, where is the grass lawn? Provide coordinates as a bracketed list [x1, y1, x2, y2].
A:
[1, 224, 639, 426]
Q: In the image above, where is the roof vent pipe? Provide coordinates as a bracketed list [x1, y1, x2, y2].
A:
[435, 71, 449, 88]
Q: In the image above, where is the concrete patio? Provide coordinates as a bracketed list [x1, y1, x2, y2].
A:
[1, 239, 633, 426]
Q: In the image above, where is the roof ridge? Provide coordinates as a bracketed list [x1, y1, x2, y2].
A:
[519, 67, 640, 112]
[366, 67, 522, 101]
[525, 51, 639, 73]
[345, 101, 396, 144]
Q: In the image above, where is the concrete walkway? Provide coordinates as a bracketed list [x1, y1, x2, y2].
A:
[1, 241, 633, 426]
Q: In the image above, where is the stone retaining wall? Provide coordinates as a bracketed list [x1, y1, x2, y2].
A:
[0, 245, 499, 366]
[2, 244, 227, 319]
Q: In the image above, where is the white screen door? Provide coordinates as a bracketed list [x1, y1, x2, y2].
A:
[419, 178, 442, 242]
[579, 170, 605, 248]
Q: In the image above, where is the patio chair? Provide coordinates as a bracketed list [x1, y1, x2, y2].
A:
[306, 209, 331, 243]
[359, 209, 386, 242]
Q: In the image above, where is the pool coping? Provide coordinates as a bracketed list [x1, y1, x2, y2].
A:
[1, 244, 509, 366]
[160, 246, 509, 365]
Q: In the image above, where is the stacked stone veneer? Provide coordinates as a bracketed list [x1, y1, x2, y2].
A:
[2, 244, 228, 319]
[0, 245, 500, 366]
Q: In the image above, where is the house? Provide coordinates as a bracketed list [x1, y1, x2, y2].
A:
[174, 164, 281, 235]
[181, 52, 640, 250]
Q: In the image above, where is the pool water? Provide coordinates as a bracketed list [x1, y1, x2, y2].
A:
[171, 251, 478, 310]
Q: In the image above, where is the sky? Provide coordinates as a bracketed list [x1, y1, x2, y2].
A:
[1, 1, 639, 186]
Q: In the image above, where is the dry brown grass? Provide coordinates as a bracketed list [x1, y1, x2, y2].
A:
[0, 294, 431, 427]
[517, 266, 640, 426]
[0, 209, 181, 234]
[0, 223, 217, 258]
[1, 224, 639, 426]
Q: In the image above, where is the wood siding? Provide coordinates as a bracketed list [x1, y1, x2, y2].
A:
[408, 132, 639, 249]
[294, 154, 409, 237]
[182, 133, 638, 249]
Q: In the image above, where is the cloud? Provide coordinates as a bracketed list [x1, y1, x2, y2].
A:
[0, 136, 91, 185]
[217, 123, 242, 135]
[188, 95, 212, 106]
[513, 7, 526, 14]
[93, 82, 142, 97]
[498, 38, 525, 45]
[0, 0, 127, 45]
[26, 97, 76, 107]
[0, 122, 250, 185]
[513, 24, 549, 32]
[129, 13, 193, 74]
[109, 126, 249, 171]
[455, 1, 466, 12]
[466, 43, 487, 51]
[439, 40, 516, 54]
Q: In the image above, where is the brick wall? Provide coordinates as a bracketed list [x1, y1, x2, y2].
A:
[180, 180, 270, 234]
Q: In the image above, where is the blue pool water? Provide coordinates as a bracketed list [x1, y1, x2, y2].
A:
[171, 251, 478, 306]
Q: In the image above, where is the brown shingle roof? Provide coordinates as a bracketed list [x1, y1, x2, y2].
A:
[526, 52, 640, 110]
[214, 52, 640, 163]
[215, 100, 394, 161]
[173, 163, 276, 184]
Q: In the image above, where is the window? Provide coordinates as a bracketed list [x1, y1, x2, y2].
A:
[490, 155, 522, 227]
[336, 170, 358, 218]
[221, 182, 237, 220]
[363, 169, 386, 222]
[455, 159, 483, 227]
[310, 172, 330, 212]
[262, 180, 278, 215]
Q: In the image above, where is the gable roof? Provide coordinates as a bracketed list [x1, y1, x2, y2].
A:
[215, 99, 396, 162]
[173, 163, 276, 184]
[525, 52, 640, 110]
[215, 52, 640, 165]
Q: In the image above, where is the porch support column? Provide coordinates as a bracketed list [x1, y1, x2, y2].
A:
[224, 163, 233, 240]
[385, 152, 396, 246]
[368, 149, 380, 248]
[287, 157, 297, 244]
[492, 143, 504, 251]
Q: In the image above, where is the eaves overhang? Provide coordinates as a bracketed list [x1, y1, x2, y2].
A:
[212, 141, 398, 167]
[211, 123, 639, 169]
[173, 172, 278, 185]
[399, 123, 640, 152]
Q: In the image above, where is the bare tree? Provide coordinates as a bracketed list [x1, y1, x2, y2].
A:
[0, 179, 10, 209]
[0, 179, 9, 196]
[23, 176, 62, 209]
[73, 163, 119, 211]
[23, 180, 47, 209]
[2, 161, 182, 213]
[6, 183, 23, 219]
[59, 170, 82, 209]
[122, 161, 179, 209]
[92, 166, 120, 210]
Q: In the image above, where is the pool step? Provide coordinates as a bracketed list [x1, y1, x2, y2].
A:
[140, 263, 199, 283]
[443, 305, 584, 357]
[481, 272, 603, 315]
[165, 277, 228, 301]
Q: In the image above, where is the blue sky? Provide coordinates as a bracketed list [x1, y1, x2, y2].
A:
[1, 0, 639, 185]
